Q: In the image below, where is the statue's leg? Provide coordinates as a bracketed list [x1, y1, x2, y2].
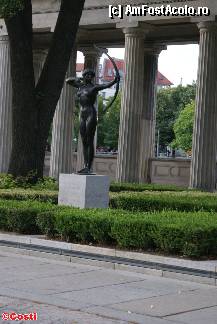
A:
[79, 118, 88, 170]
[86, 115, 97, 171]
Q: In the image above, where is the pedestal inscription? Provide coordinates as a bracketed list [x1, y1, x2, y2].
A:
[58, 174, 110, 208]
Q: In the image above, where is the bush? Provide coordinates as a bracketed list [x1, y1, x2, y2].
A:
[1, 199, 217, 258]
[0, 173, 58, 191]
[0, 174, 16, 189]
[0, 189, 58, 204]
[110, 191, 217, 212]
[37, 208, 116, 244]
[110, 182, 186, 192]
[0, 200, 54, 234]
[36, 207, 217, 258]
[149, 211, 217, 258]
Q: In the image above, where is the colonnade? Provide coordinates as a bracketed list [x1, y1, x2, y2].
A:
[1, 21, 217, 191]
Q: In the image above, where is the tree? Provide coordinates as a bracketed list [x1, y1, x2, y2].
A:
[96, 96, 106, 147]
[98, 93, 121, 150]
[156, 84, 196, 150]
[172, 101, 195, 153]
[1, 0, 85, 180]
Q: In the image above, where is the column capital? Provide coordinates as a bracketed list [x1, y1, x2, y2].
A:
[123, 26, 152, 38]
[0, 35, 9, 42]
[144, 43, 167, 56]
[117, 22, 153, 38]
[78, 45, 104, 58]
[197, 21, 217, 33]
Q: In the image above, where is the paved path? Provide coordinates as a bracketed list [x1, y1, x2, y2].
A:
[0, 250, 217, 324]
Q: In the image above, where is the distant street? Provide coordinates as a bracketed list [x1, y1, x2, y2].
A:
[0, 250, 217, 324]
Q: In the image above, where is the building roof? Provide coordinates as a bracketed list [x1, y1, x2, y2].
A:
[76, 59, 173, 86]
[157, 71, 173, 87]
[76, 63, 84, 72]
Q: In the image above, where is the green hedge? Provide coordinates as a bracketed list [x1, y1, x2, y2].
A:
[0, 189, 58, 204]
[110, 191, 217, 212]
[1, 188, 217, 215]
[110, 182, 186, 192]
[1, 198, 217, 258]
[0, 200, 54, 234]
[36, 207, 217, 258]
[0, 173, 58, 191]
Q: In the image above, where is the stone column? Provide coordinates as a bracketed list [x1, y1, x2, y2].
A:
[139, 45, 164, 183]
[116, 27, 146, 183]
[190, 22, 217, 191]
[49, 50, 77, 179]
[0, 36, 12, 173]
[76, 46, 102, 172]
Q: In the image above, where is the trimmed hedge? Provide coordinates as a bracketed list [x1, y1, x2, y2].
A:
[0, 199, 54, 234]
[1, 189, 217, 215]
[110, 191, 217, 212]
[36, 207, 217, 258]
[110, 182, 186, 192]
[0, 199, 217, 258]
[0, 189, 58, 204]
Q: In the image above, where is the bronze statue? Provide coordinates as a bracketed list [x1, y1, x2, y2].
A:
[66, 51, 120, 174]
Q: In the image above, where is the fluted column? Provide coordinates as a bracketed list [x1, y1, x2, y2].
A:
[116, 27, 146, 183]
[190, 22, 217, 191]
[0, 36, 12, 173]
[139, 46, 163, 183]
[76, 46, 102, 172]
[49, 50, 77, 179]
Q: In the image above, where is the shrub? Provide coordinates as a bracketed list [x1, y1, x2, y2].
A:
[0, 200, 54, 234]
[0, 173, 58, 191]
[37, 208, 116, 245]
[110, 182, 186, 192]
[1, 199, 217, 258]
[0, 174, 16, 189]
[32, 177, 58, 191]
[110, 191, 217, 212]
[0, 189, 58, 204]
[37, 207, 217, 258]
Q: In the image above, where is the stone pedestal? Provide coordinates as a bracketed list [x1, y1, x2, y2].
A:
[190, 22, 217, 191]
[58, 174, 110, 208]
[0, 36, 12, 173]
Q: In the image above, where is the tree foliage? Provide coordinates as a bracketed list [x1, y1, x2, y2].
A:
[97, 93, 121, 149]
[172, 100, 195, 152]
[156, 83, 196, 148]
[0, 0, 24, 18]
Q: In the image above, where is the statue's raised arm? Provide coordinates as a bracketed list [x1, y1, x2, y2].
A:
[66, 77, 83, 88]
[94, 45, 120, 111]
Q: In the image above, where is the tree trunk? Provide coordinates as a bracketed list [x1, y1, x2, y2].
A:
[5, 0, 85, 179]
[5, 0, 37, 178]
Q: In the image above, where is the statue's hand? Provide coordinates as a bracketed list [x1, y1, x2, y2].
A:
[66, 77, 76, 83]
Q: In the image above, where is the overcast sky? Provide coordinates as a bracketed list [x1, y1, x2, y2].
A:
[77, 44, 199, 86]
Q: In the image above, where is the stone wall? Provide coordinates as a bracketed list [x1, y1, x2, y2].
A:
[45, 153, 193, 187]
[151, 158, 191, 187]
